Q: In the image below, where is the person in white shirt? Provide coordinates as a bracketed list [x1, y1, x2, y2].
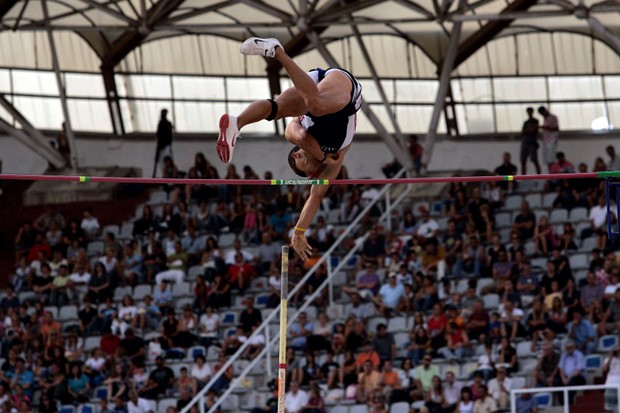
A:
[199, 306, 220, 348]
[584, 196, 615, 250]
[416, 207, 439, 239]
[127, 390, 152, 413]
[111, 295, 138, 338]
[284, 381, 309, 413]
[240, 325, 265, 359]
[224, 239, 254, 265]
[487, 367, 512, 409]
[443, 371, 462, 409]
[191, 354, 212, 384]
[69, 264, 91, 302]
[80, 207, 100, 240]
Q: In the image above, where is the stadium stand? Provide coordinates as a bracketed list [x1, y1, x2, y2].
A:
[2, 148, 620, 413]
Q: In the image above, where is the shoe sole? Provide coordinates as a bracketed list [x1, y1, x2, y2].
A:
[217, 114, 234, 163]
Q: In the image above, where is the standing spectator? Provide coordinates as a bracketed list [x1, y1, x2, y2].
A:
[556, 340, 586, 404]
[538, 106, 559, 172]
[520, 107, 541, 175]
[603, 348, 620, 412]
[495, 152, 518, 192]
[153, 109, 174, 178]
[607, 146, 620, 171]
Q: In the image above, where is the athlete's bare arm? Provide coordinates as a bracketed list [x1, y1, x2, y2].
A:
[290, 147, 349, 260]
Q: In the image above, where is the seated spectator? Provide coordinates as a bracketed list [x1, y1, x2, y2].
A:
[513, 201, 536, 242]
[533, 341, 561, 387]
[120, 329, 145, 367]
[420, 375, 446, 413]
[473, 384, 496, 413]
[415, 355, 440, 394]
[355, 341, 380, 371]
[356, 360, 381, 403]
[319, 351, 339, 389]
[155, 241, 188, 285]
[127, 390, 151, 413]
[191, 354, 212, 386]
[111, 295, 138, 338]
[33, 263, 54, 304]
[87, 262, 111, 304]
[439, 321, 471, 362]
[516, 261, 539, 298]
[487, 366, 511, 410]
[68, 263, 91, 303]
[307, 313, 332, 353]
[407, 326, 431, 365]
[250, 386, 278, 413]
[532, 215, 555, 256]
[467, 300, 490, 342]
[257, 233, 279, 274]
[299, 353, 321, 387]
[421, 238, 446, 279]
[600, 288, 620, 335]
[581, 272, 604, 310]
[289, 312, 313, 351]
[285, 381, 309, 413]
[240, 325, 265, 360]
[176, 387, 194, 411]
[372, 274, 404, 317]
[206, 273, 231, 309]
[500, 300, 526, 341]
[227, 253, 257, 294]
[80, 207, 100, 240]
[359, 230, 385, 269]
[456, 236, 486, 278]
[549, 152, 575, 174]
[414, 275, 439, 312]
[49, 264, 70, 307]
[556, 340, 586, 404]
[67, 363, 91, 404]
[343, 263, 380, 301]
[566, 310, 596, 355]
[582, 196, 613, 249]
[139, 356, 175, 399]
[371, 323, 396, 363]
[121, 241, 143, 286]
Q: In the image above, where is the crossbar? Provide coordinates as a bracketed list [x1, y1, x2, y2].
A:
[0, 171, 617, 186]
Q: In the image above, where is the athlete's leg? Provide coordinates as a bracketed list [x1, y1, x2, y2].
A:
[237, 87, 307, 130]
[273, 48, 351, 117]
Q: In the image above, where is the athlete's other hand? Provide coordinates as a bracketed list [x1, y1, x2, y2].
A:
[291, 233, 312, 261]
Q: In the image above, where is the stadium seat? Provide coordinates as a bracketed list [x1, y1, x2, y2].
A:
[495, 212, 512, 228]
[350, 405, 369, 413]
[542, 193, 557, 208]
[598, 335, 619, 352]
[58, 305, 78, 321]
[516, 180, 536, 194]
[504, 195, 522, 210]
[476, 278, 494, 295]
[482, 294, 500, 310]
[585, 354, 603, 373]
[512, 376, 526, 389]
[84, 336, 102, 352]
[158, 398, 177, 412]
[170, 363, 189, 377]
[387, 316, 407, 333]
[101, 224, 119, 238]
[329, 407, 348, 413]
[119, 222, 133, 239]
[327, 209, 341, 224]
[525, 193, 542, 209]
[221, 394, 239, 411]
[533, 392, 553, 408]
[254, 294, 269, 308]
[219, 233, 237, 248]
[390, 402, 409, 413]
[456, 279, 469, 294]
[523, 241, 536, 256]
[148, 190, 168, 204]
[368, 317, 388, 332]
[250, 277, 268, 290]
[185, 345, 206, 361]
[87, 241, 104, 257]
[133, 285, 152, 300]
[533, 209, 548, 223]
[78, 404, 96, 413]
[95, 386, 108, 400]
[569, 254, 589, 270]
[394, 333, 409, 351]
[59, 406, 76, 413]
[113, 286, 132, 302]
[172, 282, 191, 297]
[580, 237, 597, 252]
[44, 306, 59, 319]
[459, 362, 478, 380]
[549, 209, 568, 224]
[570, 207, 588, 222]
[188, 265, 204, 281]
[221, 311, 238, 326]
[516, 341, 533, 357]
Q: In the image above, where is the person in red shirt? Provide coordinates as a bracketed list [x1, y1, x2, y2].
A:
[427, 303, 448, 349]
[227, 253, 257, 294]
[467, 300, 490, 342]
[100, 327, 121, 359]
[27, 234, 51, 263]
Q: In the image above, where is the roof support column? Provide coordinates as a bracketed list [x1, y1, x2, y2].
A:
[350, 23, 410, 153]
[42, 0, 78, 169]
[586, 15, 620, 56]
[305, 31, 414, 172]
[101, 66, 125, 136]
[421, 0, 465, 173]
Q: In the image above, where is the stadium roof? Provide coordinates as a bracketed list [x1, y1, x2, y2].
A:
[0, 0, 619, 170]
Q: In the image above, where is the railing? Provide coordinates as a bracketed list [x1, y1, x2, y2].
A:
[510, 384, 620, 413]
[180, 169, 411, 413]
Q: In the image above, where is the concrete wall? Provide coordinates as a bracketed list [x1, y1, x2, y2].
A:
[1, 133, 618, 179]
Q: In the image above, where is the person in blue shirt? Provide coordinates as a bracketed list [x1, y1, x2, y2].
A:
[372, 274, 405, 317]
[290, 312, 314, 351]
[516, 393, 539, 413]
[6, 358, 34, 397]
[67, 363, 91, 404]
[556, 340, 586, 404]
[566, 310, 596, 355]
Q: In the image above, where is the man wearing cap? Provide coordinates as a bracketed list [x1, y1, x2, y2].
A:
[372, 274, 404, 317]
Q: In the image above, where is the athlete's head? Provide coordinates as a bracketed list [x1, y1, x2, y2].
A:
[288, 146, 328, 178]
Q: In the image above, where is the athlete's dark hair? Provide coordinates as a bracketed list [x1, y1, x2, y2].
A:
[288, 146, 308, 177]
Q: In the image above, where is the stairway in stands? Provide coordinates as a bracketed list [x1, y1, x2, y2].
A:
[0, 179, 148, 285]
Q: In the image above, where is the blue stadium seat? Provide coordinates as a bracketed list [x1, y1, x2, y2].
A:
[221, 311, 237, 326]
[78, 404, 96, 413]
[254, 294, 269, 308]
[586, 354, 603, 372]
[533, 392, 552, 408]
[598, 335, 619, 352]
[59, 406, 76, 413]
[95, 386, 108, 400]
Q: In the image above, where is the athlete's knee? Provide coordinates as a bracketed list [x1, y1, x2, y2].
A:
[266, 99, 278, 121]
